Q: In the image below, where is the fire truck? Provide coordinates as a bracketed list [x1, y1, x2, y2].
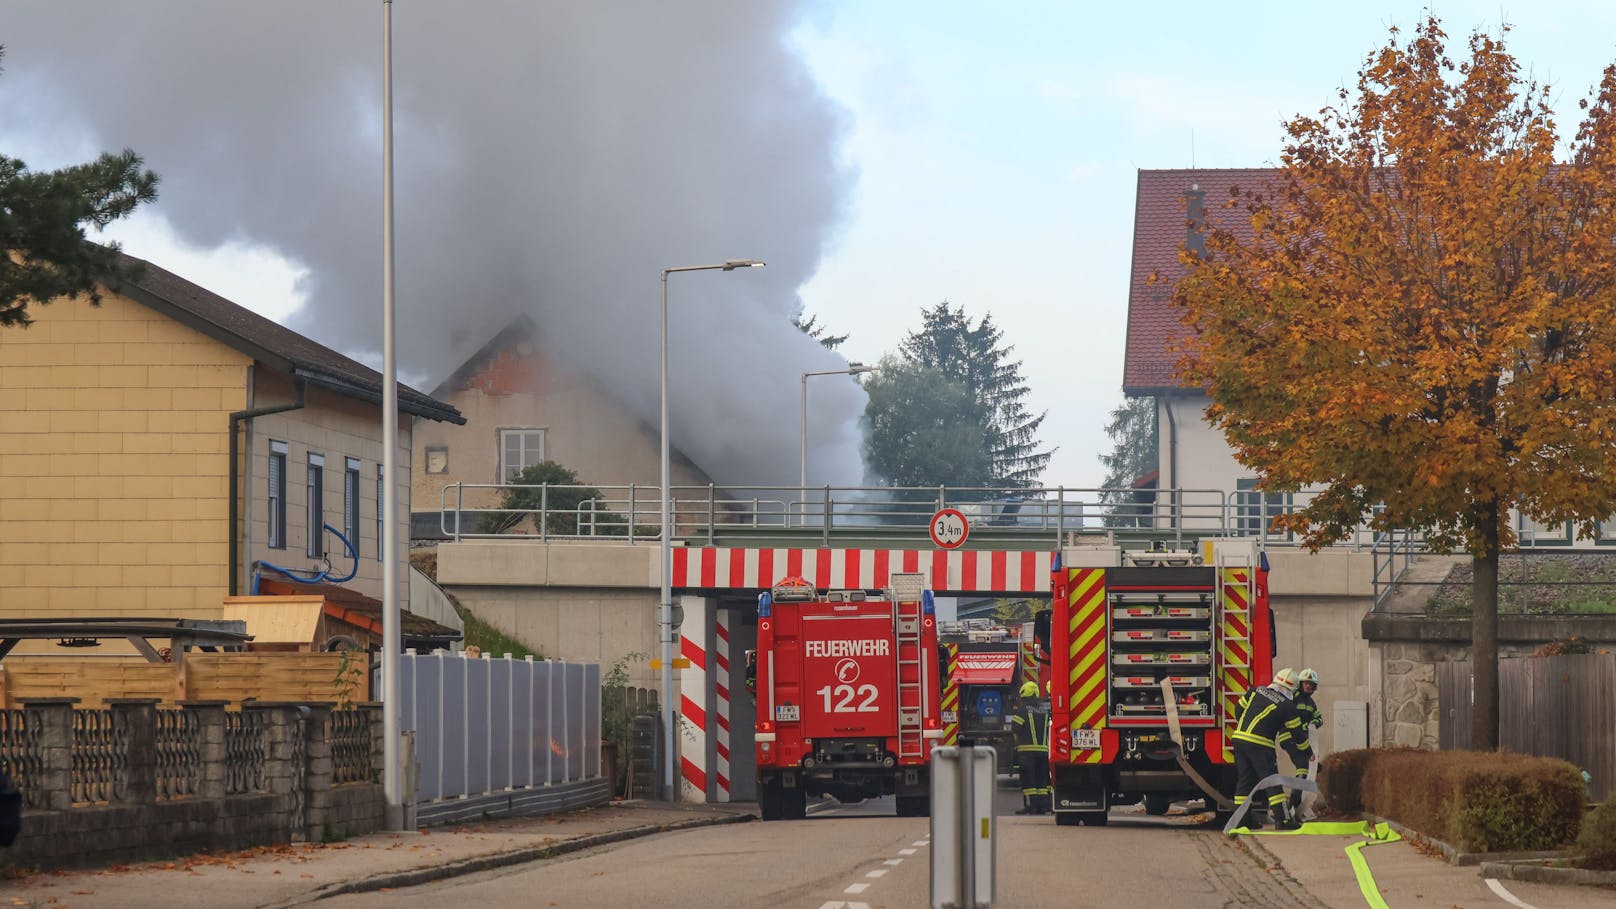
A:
[937, 634, 1030, 775]
[1038, 540, 1273, 827]
[752, 574, 945, 820]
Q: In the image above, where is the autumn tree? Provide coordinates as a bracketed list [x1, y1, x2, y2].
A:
[0, 49, 159, 327]
[1174, 16, 1616, 749]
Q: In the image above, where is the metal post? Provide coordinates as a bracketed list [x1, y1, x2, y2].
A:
[660, 270, 673, 801]
[379, 0, 404, 832]
[960, 745, 977, 909]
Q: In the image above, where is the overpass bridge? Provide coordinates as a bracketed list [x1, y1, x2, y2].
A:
[429, 483, 1378, 803]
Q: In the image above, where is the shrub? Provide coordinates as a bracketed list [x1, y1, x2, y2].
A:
[1361, 749, 1582, 852]
[1318, 748, 1377, 813]
[1579, 796, 1616, 870]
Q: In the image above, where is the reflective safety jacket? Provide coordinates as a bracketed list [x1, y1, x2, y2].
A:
[1010, 702, 1049, 753]
[1232, 685, 1307, 755]
[1293, 692, 1323, 729]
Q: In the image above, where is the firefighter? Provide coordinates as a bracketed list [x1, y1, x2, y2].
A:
[1286, 668, 1323, 817]
[1232, 667, 1306, 830]
[1010, 681, 1051, 815]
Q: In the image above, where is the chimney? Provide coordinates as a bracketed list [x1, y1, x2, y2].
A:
[1184, 182, 1206, 256]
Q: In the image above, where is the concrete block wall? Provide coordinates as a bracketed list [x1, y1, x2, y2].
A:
[0, 291, 249, 614]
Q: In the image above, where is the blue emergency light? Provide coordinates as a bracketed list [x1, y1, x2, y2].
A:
[922, 590, 935, 615]
[758, 591, 773, 618]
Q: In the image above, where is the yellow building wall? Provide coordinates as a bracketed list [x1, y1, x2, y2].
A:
[0, 290, 250, 616]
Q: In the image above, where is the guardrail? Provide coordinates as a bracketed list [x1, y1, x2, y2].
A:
[437, 482, 1355, 549]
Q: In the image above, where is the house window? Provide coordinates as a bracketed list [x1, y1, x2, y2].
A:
[307, 453, 325, 558]
[498, 428, 546, 482]
[425, 446, 448, 475]
[1234, 478, 1290, 538]
[344, 457, 362, 559]
[268, 441, 288, 549]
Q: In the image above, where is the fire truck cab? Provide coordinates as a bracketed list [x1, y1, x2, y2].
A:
[753, 574, 944, 820]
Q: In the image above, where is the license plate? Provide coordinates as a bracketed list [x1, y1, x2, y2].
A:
[1072, 728, 1101, 750]
[941, 710, 958, 724]
[775, 704, 799, 722]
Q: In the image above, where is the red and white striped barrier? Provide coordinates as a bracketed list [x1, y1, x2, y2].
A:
[714, 612, 732, 802]
[670, 547, 1053, 593]
[679, 595, 709, 803]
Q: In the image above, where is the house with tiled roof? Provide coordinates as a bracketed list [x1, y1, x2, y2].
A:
[409, 316, 718, 538]
[0, 251, 464, 651]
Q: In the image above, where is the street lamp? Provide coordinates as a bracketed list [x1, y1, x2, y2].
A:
[800, 364, 879, 525]
[660, 259, 764, 801]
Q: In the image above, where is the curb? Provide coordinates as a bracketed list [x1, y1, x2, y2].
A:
[1364, 814, 1565, 867]
[1477, 859, 1616, 887]
[262, 811, 755, 907]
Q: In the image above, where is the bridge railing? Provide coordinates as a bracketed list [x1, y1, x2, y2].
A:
[437, 482, 1352, 549]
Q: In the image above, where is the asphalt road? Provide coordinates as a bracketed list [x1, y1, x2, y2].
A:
[312, 783, 1312, 909]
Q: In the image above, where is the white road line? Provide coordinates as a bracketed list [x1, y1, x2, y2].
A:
[866, 868, 888, 878]
[844, 882, 870, 894]
[884, 858, 903, 865]
[817, 903, 871, 909]
[899, 848, 917, 855]
[913, 840, 928, 846]
[1484, 878, 1540, 909]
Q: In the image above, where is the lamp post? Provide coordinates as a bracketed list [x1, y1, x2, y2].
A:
[660, 259, 764, 801]
[799, 364, 878, 525]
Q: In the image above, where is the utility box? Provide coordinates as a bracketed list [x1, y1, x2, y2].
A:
[1332, 700, 1369, 752]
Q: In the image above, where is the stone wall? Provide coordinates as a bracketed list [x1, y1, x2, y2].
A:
[0, 700, 386, 870]
[1365, 614, 1616, 751]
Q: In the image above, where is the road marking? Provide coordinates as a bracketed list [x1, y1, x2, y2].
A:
[1484, 879, 1540, 909]
[913, 840, 928, 846]
[866, 868, 888, 878]
[844, 882, 870, 894]
[899, 848, 917, 855]
[884, 858, 903, 865]
[817, 903, 871, 909]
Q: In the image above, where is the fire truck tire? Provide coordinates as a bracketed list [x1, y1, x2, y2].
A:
[784, 788, 807, 820]
[1080, 810, 1109, 826]
[1144, 795, 1172, 816]
[895, 795, 930, 817]
[1054, 812, 1080, 827]
[760, 779, 783, 821]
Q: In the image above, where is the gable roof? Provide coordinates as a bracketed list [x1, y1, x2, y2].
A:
[1124, 168, 1280, 394]
[112, 252, 465, 424]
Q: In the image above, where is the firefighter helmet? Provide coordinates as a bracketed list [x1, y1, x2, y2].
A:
[1298, 668, 1320, 686]
[1272, 667, 1298, 693]
[1020, 681, 1039, 698]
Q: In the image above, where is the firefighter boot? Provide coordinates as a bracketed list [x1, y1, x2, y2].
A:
[1244, 809, 1266, 830]
[1273, 802, 1301, 831]
[1016, 796, 1034, 815]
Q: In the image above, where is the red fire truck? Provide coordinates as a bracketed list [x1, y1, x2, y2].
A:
[752, 575, 945, 820]
[1038, 541, 1273, 826]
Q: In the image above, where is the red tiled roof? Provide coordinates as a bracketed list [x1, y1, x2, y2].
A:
[1124, 169, 1281, 393]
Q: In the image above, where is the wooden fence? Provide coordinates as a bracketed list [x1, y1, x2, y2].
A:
[0, 652, 371, 707]
[1438, 653, 1614, 802]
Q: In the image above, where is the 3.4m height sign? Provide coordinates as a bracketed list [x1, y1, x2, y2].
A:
[800, 612, 897, 737]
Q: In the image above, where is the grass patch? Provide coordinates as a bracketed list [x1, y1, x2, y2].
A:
[1424, 553, 1616, 616]
[454, 604, 542, 660]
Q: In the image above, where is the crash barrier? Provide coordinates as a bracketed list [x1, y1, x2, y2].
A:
[0, 699, 383, 869]
[397, 651, 605, 824]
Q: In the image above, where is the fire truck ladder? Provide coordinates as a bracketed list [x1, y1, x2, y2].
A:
[1214, 544, 1257, 741]
[892, 583, 928, 762]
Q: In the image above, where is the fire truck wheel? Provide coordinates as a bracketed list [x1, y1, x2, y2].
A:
[784, 788, 807, 820]
[1054, 812, 1080, 827]
[1144, 795, 1172, 816]
[760, 779, 783, 821]
[1080, 810, 1109, 826]
[895, 795, 930, 817]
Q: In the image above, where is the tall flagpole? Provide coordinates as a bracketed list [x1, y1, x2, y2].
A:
[380, 0, 404, 831]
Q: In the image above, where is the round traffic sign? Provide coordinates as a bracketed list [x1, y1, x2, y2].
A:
[929, 508, 969, 549]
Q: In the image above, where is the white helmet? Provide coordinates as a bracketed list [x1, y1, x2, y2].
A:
[1271, 667, 1298, 694]
[1298, 668, 1320, 686]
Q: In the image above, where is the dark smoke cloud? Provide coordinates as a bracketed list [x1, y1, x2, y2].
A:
[0, 1, 867, 487]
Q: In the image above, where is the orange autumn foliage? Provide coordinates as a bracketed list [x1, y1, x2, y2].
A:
[1175, 15, 1616, 559]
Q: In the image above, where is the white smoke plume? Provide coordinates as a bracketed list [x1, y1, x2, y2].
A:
[0, 1, 867, 488]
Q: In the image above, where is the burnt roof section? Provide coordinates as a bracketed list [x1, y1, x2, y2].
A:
[1125, 168, 1280, 394]
[112, 252, 465, 424]
[429, 314, 536, 398]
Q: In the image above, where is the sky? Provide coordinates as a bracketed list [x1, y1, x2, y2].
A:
[5, 2, 1616, 491]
